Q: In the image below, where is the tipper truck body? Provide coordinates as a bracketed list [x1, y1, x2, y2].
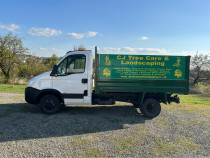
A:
[25, 47, 190, 118]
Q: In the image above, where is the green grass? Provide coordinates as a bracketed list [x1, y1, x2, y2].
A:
[151, 137, 180, 157]
[179, 94, 210, 106]
[164, 94, 210, 117]
[0, 84, 26, 93]
[175, 136, 202, 152]
[113, 126, 148, 155]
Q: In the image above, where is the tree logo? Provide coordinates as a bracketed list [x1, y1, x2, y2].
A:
[105, 55, 111, 66]
[103, 68, 111, 77]
[173, 57, 181, 67]
[175, 69, 182, 78]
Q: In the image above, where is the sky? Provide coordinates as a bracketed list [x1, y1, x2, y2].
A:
[0, 0, 210, 57]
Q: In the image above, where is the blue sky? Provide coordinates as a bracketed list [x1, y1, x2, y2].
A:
[0, 0, 210, 57]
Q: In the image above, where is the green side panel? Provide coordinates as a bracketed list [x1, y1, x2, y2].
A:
[95, 53, 190, 95]
[99, 54, 186, 80]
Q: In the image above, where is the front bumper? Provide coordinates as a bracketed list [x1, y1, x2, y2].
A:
[25, 87, 41, 104]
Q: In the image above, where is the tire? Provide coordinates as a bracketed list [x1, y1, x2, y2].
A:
[140, 98, 161, 118]
[40, 94, 61, 114]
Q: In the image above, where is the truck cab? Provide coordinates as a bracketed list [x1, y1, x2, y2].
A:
[25, 50, 93, 113]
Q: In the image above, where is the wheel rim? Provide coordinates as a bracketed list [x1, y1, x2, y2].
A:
[44, 99, 56, 111]
[146, 103, 156, 114]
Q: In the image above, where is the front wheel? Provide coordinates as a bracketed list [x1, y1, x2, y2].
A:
[40, 95, 61, 114]
[140, 98, 161, 118]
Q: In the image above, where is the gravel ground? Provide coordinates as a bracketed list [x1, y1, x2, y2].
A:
[0, 92, 209, 157]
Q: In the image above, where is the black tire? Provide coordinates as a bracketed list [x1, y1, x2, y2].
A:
[140, 98, 161, 118]
[40, 95, 61, 114]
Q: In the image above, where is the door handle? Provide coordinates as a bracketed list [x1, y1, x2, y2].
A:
[82, 78, 88, 83]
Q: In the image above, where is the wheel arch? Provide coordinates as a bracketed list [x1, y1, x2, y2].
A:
[138, 92, 167, 105]
[37, 89, 64, 105]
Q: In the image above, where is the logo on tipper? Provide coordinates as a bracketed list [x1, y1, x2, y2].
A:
[103, 68, 111, 77]
[105, 55, 111, 66]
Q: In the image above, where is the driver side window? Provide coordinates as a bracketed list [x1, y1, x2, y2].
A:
[57, 54, 86, 76]
[57, 58, 67, 76]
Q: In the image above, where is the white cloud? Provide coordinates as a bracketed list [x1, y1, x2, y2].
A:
[51, 48, 62, 53]
[103, 47, 121, 52]
[138, 36, 150, 40]
[67, 31, 99, 39]
[102, 47, 169, 55]
[39, 47, 62, 53]
[67, 33, 85, 39]
[39, 47, 48, 51]
[0, 24, 20, 31]
[86, 31, 98, 37]
[28, 27, 62, 37]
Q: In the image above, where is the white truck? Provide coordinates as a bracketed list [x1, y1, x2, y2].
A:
[25, 47, 190, 118]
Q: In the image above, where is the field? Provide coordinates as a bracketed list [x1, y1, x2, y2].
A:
[0, 84, 26, 93]
[0, 84, 209, 157]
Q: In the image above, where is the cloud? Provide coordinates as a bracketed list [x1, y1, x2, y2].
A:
[67, 33, 85, 39]
[39, 47, 62, 53]
[28, 27, 62, 37]
[51, 48, 62, 53]
[67, 31, 98, 39]
[86, 31, 98, 37]
[39, 47, 48, 51]
[138, 36, 150, 40]
[0, 24, 20, 31]
[102, 47, 169, 55]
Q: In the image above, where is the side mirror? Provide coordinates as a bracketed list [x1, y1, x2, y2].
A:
[50, 65, 58, 76]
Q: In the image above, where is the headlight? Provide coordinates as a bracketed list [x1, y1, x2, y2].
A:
[27, 77, 36, 87]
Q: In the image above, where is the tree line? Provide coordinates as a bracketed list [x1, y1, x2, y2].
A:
[0, 32, 59, 83]
[0, 32, 210, 85]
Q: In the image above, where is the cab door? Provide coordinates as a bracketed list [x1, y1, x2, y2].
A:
[52, 54, 88, 105]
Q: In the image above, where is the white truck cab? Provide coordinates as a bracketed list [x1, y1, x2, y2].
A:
[25, 50, 93, 113]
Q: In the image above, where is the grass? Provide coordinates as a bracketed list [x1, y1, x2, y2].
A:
[65, 135, 104, 157]
[113, 125, 148, 155]
[179, 94, 210, 106]
[153, 116, 170, 126]
[0, 84, 26, 93]
[66, 135, 100, 148]
[175, 136, 202, 152]
[164, 94, 210, 117]
[151, 136, 202, 157]
[82, 148, 104, 157]
[151, 137, 180, 157]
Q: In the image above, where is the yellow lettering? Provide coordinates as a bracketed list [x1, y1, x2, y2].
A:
[128, 56, 132, 60]
[117, 55, 121, 60]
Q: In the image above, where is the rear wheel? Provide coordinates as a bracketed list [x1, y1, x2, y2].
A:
[140, 98, 161, 118]
[40, 95, 61, 114]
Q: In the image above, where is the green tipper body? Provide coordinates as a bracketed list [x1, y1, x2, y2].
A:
[94, 50, 190, 104]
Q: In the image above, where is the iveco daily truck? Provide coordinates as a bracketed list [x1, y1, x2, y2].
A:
[25, 47, 190, 118]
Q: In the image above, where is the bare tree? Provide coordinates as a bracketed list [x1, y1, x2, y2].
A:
[190, 52, 210, 85]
